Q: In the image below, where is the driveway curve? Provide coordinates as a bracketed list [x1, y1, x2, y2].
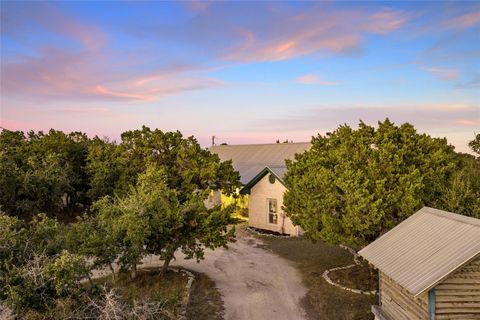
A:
[171, 227, 307, 320]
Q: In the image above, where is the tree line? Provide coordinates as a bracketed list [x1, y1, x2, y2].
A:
[1, 121, 479, 317]
[0, 126, 241, 318]
[283, 120, 480, 247]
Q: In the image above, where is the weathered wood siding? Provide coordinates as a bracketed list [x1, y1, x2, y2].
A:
[435, 255, 480, 319]
[380, 272, 428, 319]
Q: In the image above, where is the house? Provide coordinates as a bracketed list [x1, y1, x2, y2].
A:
[209, 143, 311, 235]
[359, 207, 480, 320]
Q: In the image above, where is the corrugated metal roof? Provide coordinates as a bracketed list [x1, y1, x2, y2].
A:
[359, 207, 480, 296]
[209, 143, 311, 184]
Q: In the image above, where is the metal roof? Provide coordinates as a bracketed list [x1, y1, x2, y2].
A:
[209, 143, 311, 184]
[359, 207, 480, 296]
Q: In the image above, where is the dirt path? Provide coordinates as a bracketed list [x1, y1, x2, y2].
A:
[170, 228, 307, 320]
[91, 227, 308, 320]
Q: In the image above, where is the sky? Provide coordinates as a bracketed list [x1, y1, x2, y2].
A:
[1, 1, 479, 152]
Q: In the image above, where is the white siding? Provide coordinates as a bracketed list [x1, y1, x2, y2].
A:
[248, 174, 299, 236]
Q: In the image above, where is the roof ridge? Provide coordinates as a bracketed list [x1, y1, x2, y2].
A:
[423, 206, 480, 227]
[209, 142, 311, 147]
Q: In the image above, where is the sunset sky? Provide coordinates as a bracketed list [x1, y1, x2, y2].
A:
[1, 1, 479, 152]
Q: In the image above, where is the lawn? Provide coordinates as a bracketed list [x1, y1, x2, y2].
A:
[258, 235, 377, 320]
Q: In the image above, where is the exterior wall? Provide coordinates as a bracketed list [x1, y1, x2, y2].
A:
[435, 255, 480, 319]
[379, 272, 429, 319]
[247, 174, 299, 236]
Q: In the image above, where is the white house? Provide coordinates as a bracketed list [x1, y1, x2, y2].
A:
[209, 142, 311, 235]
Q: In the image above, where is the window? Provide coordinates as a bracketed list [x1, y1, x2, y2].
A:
[267, 199, 278, 224]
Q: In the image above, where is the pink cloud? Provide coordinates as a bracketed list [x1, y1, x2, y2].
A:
[94, 85, 154, 101]
[455, 119, 480, 126]
[2, 3, 106, 50]
[185, 1, 211, 14]
[52, 107, 111, 114]
[444, 11, 480, 30]
[423, 67, 459, 81]
[222, 7, 409, 62]
[1, 47, 224, 102]
[296, 74, 339, 86]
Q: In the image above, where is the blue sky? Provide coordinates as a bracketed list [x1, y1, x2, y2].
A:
[1, 1, 479, 152]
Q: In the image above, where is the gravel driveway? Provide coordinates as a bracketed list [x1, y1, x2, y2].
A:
[92, 227, 308, 320]
[171, 227, 307, 320]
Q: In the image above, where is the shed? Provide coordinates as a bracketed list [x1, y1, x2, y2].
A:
[209, 143, 311, 235]
[359, 207, 480, 320]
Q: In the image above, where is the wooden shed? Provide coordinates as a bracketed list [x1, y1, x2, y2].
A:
[359, 207, 480, 320]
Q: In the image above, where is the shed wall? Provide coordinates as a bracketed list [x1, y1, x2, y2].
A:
[248, 174, 298, 236]
[435, 255, 480, 319]
[380, 272, 428, 319]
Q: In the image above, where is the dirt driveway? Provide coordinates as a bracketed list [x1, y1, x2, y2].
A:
[171, 227, 307, 320]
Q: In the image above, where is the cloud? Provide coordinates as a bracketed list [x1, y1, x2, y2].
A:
[1, 3, 225, 103]
[220, 7, 409, 62]
[423, 67, 459, 81]
[457, 74, 480, 88]
[52, 107, 111, 114]
[1, 2, 106, 50]
[256, 103, 480, 134]
[124, 3, 409, 63]
[296, 74, 339, 86]
[444, 11, 480, 30]
[184, 1, 211, 13]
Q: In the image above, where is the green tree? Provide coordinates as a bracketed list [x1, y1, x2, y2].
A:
[0, 129, 91, 218]
[283, 119, 458, 247]
[85, 137, 126, 200]
[66, 214, 119, 279]
[468, 133, 480, 156]
[94, 163, 236, 278]
[117, 127, 240, 198]
[0, 213, 90, 314]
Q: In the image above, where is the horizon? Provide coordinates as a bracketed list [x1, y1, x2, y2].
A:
[1, 1, 479, 152]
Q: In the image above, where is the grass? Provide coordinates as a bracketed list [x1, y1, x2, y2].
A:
[94, 268, 224, 320]
[257, 236, 377, 320]
[96, 268, 187, 315]
[329, 263, 378, 292]
[186, 272, 225, 320]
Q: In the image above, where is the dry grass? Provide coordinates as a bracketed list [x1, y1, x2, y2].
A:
[95, 267, 224, 320]
[186, 272, 224, 320]
[95, 268, 187, 316]
[329, 263, 378, 292]
[258, 236, 377, 320]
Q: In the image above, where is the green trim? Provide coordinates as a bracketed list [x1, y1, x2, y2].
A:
[239, 167, 286, 195]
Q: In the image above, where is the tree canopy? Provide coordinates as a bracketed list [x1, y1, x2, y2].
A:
[0, 126, 240, 220]
[282, 119, 476, 247]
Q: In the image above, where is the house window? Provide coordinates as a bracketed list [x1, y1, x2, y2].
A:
[267, 198, 278, 224]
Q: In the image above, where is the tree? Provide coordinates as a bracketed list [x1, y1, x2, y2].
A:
[0, 129, 91, 218]
[283, 119, 458, 247]
[437, 152, 480, 218]
[0, 213, 90, 314]
[94, 163, 236, 278]
[85, 137, 126, 201]
[66, 214, 119, 280]
[469, 133, 480, 156]
[117, 127, 240, 198]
